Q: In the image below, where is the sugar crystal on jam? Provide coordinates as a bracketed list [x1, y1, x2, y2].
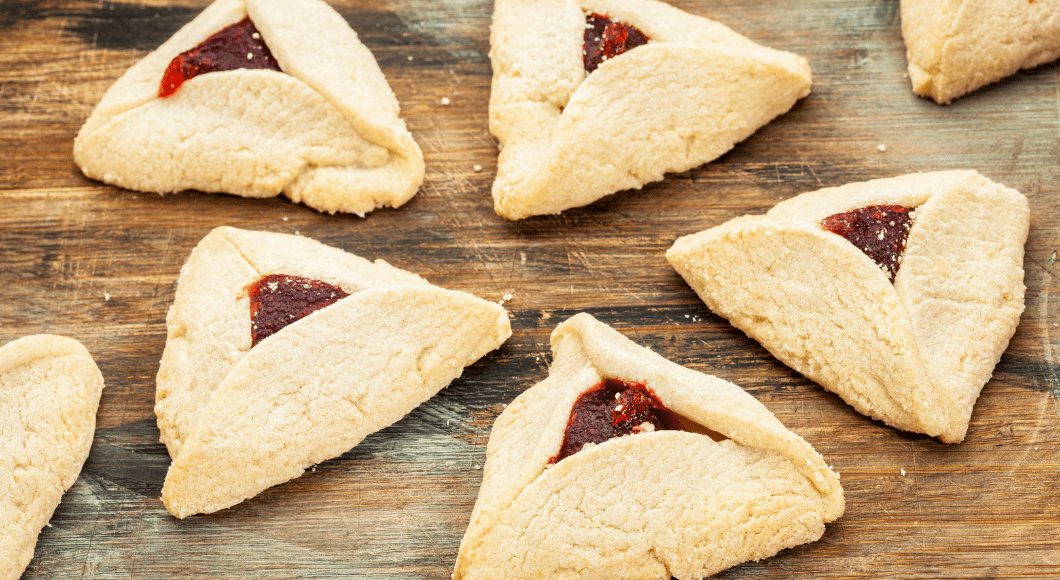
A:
[247, 274, 349, 347]
[160, 17, 281, 98]
[583, 13, 650, 74]
[821, 204, 914, 283]
[550, 379, 683, 464]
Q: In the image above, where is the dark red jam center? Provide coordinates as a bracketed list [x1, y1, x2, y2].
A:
[550, 379, 683, 464]
[247, 274, 349, 347]
[821, 205, 914, 283]
[160, 17, 281, 98]
[583, 13, 650, 74]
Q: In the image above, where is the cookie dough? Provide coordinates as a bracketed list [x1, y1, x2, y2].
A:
[74, 0, 424, 216]
[901, 0, 1060, 103]
[489, 0, 813, 219]
[668, 170, 1029, 442]
[454, 313, 843, 579]
[157, 227, 511, 518]
[1, 335, 104, 580]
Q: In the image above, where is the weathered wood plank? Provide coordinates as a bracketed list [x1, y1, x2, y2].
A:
[1, 0, 1058, 577]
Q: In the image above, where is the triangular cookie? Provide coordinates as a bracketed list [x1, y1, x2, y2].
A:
[156, 227, 511, 518]
[488, 0, 812, 219]
[454, 314, 843, 579]
[667, 170, 1029, 443]
[74, 0, 424, 216]
[1, 335, 104, 580]
[901, 0, 1060, 104]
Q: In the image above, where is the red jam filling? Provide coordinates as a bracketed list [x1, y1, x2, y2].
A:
[583, 13, 650, 74]
[550, 379, 683, 464]
[821, 205, 914, 283]
[247, 274, 349, 347]
[159, 17, 281, 98]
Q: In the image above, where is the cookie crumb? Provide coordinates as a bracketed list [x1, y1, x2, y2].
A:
[473, 164, 483, 172]
[877, 143, 887, 152]
[473, 464, 481, 469]
[503, 293, 513, 301]
[900, 468, 906, 476]
[407, 55, 413, 61]
[104, 292, 111, 301]
[441, 97, 451, 105]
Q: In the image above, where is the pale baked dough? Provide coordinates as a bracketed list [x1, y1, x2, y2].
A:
[901, 0, 1060, 104]
[667, 170, 1029, 443]
[74, 0, 424, 216]
[453, 313, 843, 580]
[1, 335, 104, 580]
[156, 227, 512, 518]
[488, 0, 812, 220]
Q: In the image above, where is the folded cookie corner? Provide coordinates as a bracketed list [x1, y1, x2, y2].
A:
[155, 227, 511, 518]
[668, 170, 1029, 443]
[1, 334, 105, 580]
[454, 313, 842, 580]
[73, 0, 424, 216]
[900, 0, 1060, 104]
[488, 0, 813, 220]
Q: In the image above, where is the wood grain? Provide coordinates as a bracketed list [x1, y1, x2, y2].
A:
[1, 0, 1058, 578]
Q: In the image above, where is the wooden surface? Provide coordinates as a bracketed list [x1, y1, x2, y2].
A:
[2, 0, 1059, 578]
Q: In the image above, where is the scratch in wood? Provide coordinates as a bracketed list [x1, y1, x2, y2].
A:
[1055, 64, 1060, 129]
[505, 233, 522, 284]
[378, 480, 450, 577]
[806, 163, 822, 185]
[1027, 253, 1060, 282]
[897, 156, 920, 173]
[1035, 262, 1060, 402]
[622, 288, 646, 303]
[566, 250, 573, 296]
[74, 478, 107, 580]
[1006, 393, 1052, 483]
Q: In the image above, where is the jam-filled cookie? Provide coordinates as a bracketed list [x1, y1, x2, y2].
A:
[453, 314, 843, 580]
[1, 335, 104, 580]
[488, 0, 812, 219]
[156, 227, 511, 518]
[667, 170, 1029, 442]
[74, 0, 423, 216]
[901, 0, 1060, 104]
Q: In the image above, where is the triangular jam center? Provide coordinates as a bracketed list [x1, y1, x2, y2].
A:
[160, 17, 282, 98]
[247, 274, 349, 347]
[549, 379, 722, 464]
[821, 205, 915, 283]
[583, 13, 650, 74]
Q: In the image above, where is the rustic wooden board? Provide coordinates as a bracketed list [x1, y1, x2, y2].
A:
[1, 0, 1058, 578]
